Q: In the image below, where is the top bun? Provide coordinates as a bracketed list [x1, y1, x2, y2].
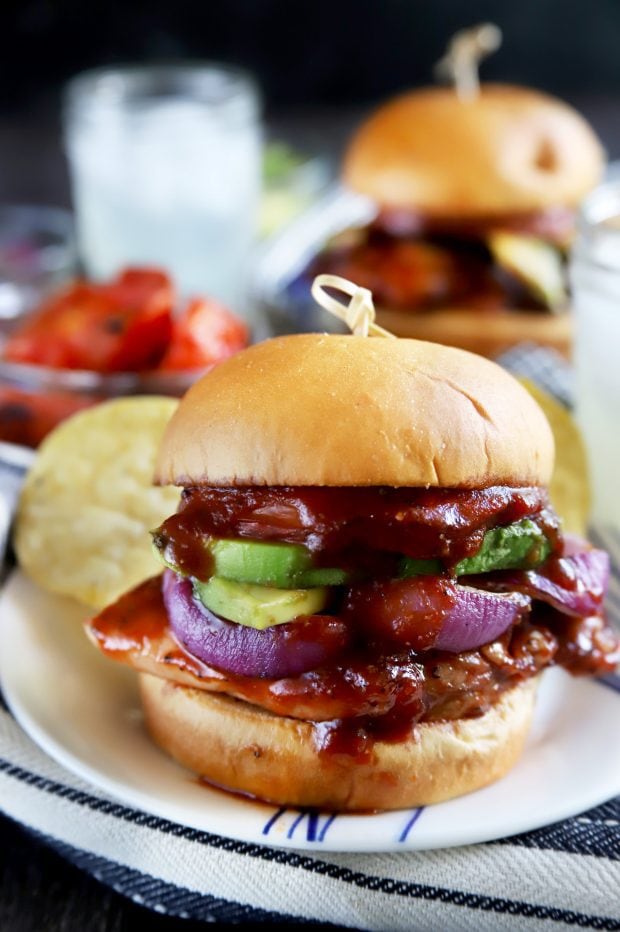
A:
[343, 84, 604, 216]
[156, 334, 554, 488]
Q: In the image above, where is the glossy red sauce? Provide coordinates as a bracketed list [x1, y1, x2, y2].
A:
[543, 554, 581, 591]
[153, 485, 558, 581]
[87, 574, 618, 763]
[343, 577, 457, 650]
[305, 209, 572, 313]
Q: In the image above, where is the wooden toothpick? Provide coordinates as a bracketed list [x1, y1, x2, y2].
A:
[311, 275, 396, 338]
[434, 23, 502, 101]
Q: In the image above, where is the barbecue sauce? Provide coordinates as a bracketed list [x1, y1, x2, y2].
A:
[91, 486, 614, 766]
[155, 485, 557, 583]
[87, 574, 617, 764]
[303, 208, 573, 313]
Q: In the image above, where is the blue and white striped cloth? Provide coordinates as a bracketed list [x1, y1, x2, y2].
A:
[0, 349, 618, 929]
[0, 668, 619, 929]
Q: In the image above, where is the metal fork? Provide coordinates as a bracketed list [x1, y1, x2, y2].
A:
[0, 442, 35, 582]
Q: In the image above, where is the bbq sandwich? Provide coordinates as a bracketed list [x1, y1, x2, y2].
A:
[87, 332, 618, 810]
[303, 84, 604, 356]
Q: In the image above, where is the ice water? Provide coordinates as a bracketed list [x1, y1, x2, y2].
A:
[65, 68, 261, 312]
[571, 201, 620, 532]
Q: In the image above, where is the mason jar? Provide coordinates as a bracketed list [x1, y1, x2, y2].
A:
[570, 180, 620, 533]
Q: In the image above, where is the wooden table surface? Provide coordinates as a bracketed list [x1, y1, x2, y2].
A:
[1, 94, 619, 931]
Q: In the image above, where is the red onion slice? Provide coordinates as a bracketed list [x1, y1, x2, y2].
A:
[435, 587, 530, 652]
[482, 549, 610, 618]
[163, 570, 352, 678]
[345, 577, 529, 653]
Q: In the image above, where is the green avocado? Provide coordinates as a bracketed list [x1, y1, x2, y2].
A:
[151, 531, 349, 588]
[398, 518, 551, 578]
[397, 556, 442, 576]
[209, 538, 349, 588]
[454, 518, 551, 574]
[154, 518, 551, 589]
[193, 577, 329, 629]
[488, 232, 567, 311]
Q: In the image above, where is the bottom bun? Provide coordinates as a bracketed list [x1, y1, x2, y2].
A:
[374, 306, 572, 359]
[139, 674, 539, 811]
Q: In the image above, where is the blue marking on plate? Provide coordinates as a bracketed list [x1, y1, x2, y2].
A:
[262, 808, 338, 842]
[317, 812, 337, 842]
[306, 811, 320, 841]
[598, 672, 620, 694]
[287, 810, 307, 839]
[398, 807, 425, 843]
[262, 806, 287, 836]
[295, 810, 337, 842]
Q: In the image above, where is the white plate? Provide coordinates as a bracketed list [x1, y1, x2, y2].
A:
[1, 571, 619, 852]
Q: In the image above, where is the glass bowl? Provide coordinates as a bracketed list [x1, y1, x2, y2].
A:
[0, 205, 76, 324]
[0, 357, 205, 448]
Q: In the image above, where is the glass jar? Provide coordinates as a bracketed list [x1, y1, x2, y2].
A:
[64, 64, 262, 313]
[570, 181, 620, 533]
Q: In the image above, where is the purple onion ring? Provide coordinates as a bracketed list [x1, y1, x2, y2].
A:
[163, 569, 351, 678]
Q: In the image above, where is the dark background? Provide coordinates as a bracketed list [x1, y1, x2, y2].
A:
[2, 0, 620, 208]
[2, 0, 620, 110]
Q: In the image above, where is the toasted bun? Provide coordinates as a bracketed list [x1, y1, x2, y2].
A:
[343, 85, 604, 216]
[374, 306, 572, 358]
[155, 334, 554, 488]
[140, 674, 538, 810]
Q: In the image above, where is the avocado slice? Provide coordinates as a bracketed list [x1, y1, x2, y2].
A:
[152, 531, 350, 588]
[488, 232, 567, 311]
[209, 538, 349, 588]
[156, 519, 551, 588]
[399, 519, 551, 578]
[454, 518, 551, 574]
[397, 557, 442, 576]
[193, 577, 329, 629]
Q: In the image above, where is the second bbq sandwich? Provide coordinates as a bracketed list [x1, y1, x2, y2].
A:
[305, 84, 604, 356]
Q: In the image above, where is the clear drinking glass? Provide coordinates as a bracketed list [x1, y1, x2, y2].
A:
[64, 64, 261, 312]
[570, 181, 620, 533]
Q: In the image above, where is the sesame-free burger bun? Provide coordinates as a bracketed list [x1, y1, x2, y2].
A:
[373, 304, 572, 359]
[155, 334, 554, 488]
[140, 674, 539, 810]
[343, 85, 604, 216]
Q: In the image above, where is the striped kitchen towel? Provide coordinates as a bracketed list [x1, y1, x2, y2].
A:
[0, 659, 618, 929]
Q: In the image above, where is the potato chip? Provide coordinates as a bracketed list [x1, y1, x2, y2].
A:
[15, 396, 180, 609]
[518, 378, 591, 536]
